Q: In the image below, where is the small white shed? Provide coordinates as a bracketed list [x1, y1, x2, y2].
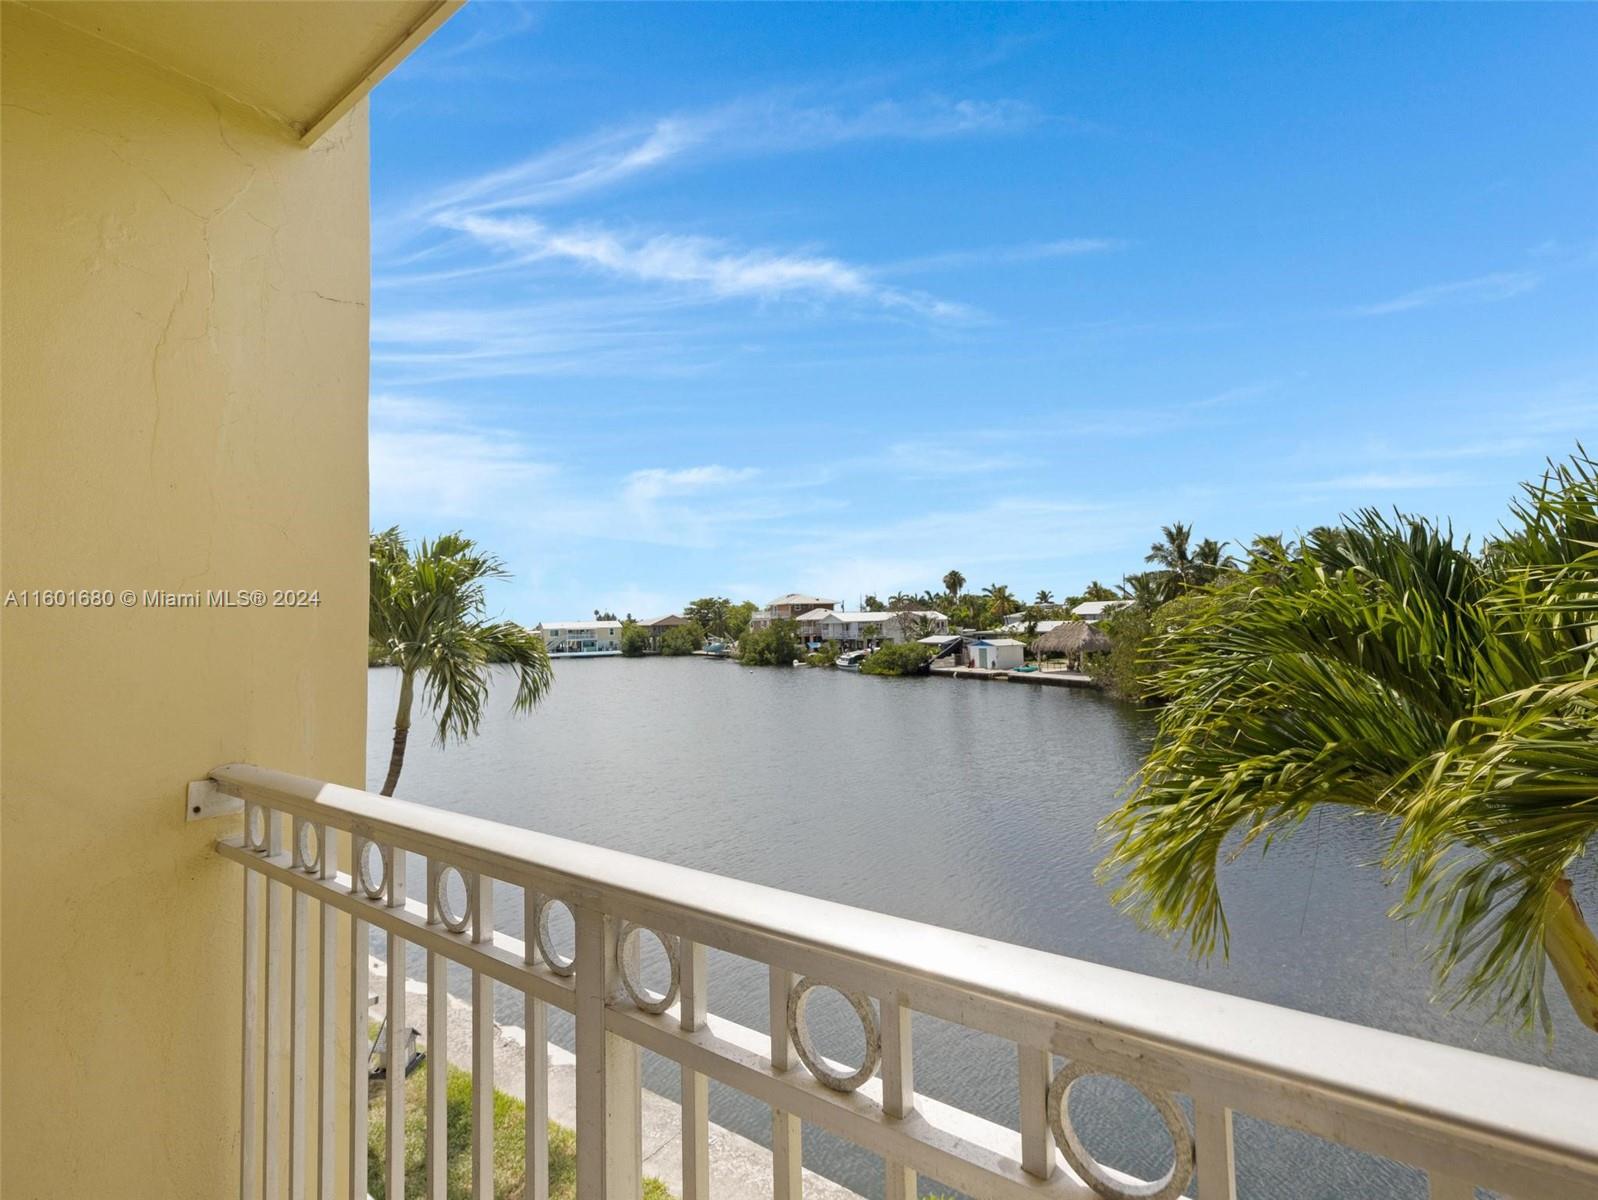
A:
[968, 638, 1025, 671]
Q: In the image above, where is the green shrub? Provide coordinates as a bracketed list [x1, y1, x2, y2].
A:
[620, 620, 651, 657]
[859, 642, 936, 676]
[1088, 593, 1215, 703]
[738, 619, 798, 666]
[659, 621, 705, 656]
[804, 641, 841, 667]
[1087, 609, 1150, 701]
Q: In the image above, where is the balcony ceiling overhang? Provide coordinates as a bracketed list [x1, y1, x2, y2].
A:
[20, 0, 463, 144]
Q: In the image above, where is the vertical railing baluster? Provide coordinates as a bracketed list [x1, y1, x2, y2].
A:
[680, 939, 709, 1200]
[425, 861, 449, 1200]
[385, 849, 408, 1200]
[575, 906, 642, 1200]
[525, 890, 550, 1200]
[349, 833, 371, 1200]
[880, 996, 915, 1200]
[316, 828, 337, 1200]
[242, 856, 262, 1200]
[1017, 1046, 1055, 1180]
[264, 810, 285, 1199]
[471, 873, 496, 1200]
[290, 825, 311, 1200]
[1194, 1099, 1236, 1200]
[769, 967, 802, 1200]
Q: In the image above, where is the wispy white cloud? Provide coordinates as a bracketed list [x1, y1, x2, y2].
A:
[608, 465, 829, 552]
[370, 400, 791, 551]
[442, 213, 974, 319]
[762, 496, 1151, 603]
[885, 237, 1126, 275]
[878, 440, 1022, 477]
[422, 1, 542, 62]
[1352, 269, 1541, 317]
[1356, 436, 1544, 464]
[623, 465, 759, 505]
[1188, 378, 1286, 410]
[370, 297, 719, 383]
[369, 91, 1057, 334]
[370, 427, 552, 518]
[1309, 470, 1463, 491]
[411, 95, 1043, 216]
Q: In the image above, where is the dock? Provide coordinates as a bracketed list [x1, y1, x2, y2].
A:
[929, 665, 1097, 689]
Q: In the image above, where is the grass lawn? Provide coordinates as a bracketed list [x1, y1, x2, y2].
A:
[366, 1051, 672, 1200]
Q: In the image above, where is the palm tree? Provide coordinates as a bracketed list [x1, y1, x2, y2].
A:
[369, 528, 554, 796]
[943, 570, 966, 602]
[1191, 537, 1233, 585]
[982, 583, 1017, 620]
[1035, 589, 1055, 605]
[1101, 455, 1598, 1034]
[1116, 572, 1166, 612]
[1145, 522, 1195, 580]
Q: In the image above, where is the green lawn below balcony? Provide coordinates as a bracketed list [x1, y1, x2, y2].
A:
[366, 1053, 672, 1200]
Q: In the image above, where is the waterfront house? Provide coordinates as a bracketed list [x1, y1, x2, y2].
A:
[1002, 614, 1067, 634]
[536, 620, 623, 656]
[802, 608, 949, 647]
[1071, 599, 1132, 623]
[7, 6, 1594, 1200]
[637, 613, 691, 647]
[749, 593, 838, 629]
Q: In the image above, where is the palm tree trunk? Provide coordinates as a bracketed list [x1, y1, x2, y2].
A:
[1546, 876, 1598, 1032]
[380, 670, 415, 797]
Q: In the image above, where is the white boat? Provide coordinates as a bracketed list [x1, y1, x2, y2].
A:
[836, 649, 870, 671]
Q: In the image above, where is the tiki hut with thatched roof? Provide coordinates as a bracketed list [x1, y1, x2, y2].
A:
[1031, 620, 1111, 670]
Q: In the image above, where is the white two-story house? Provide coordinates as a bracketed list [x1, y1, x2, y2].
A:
[535, 620, 623, 656]
[799, 608, 949, 647]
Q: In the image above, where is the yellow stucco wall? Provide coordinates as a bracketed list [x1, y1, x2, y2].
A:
[1, 5, 369, 1195]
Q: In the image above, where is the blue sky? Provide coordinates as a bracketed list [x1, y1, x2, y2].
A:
[369, 2, 1597, 622]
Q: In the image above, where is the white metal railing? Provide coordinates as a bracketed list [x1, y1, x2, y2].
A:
[214, 762, 1598, 1200]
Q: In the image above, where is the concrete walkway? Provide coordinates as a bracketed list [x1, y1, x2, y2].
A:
[368, 958, 860, 1200]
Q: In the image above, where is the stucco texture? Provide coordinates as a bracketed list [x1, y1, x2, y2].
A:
[2, 5, 369, 1195]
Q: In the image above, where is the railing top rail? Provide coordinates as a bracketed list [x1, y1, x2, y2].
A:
[212, 761, 1598, 1177]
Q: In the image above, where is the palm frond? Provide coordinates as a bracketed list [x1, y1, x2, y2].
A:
[1100, 456, 1598, 1035]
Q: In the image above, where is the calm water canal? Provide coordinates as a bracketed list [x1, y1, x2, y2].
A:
[367, 659, 1596, 1200]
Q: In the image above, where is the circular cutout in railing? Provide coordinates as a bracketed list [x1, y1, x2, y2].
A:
[616, 923, 680, 1013]
[358, 840, 389, 901]
[246, 804, 269, 852]
[294, 822, 321, 874]
[1047, 1063, 1193, 1200]
[786, 977, 881, 1092]
[533, 895, 576, 976]
[433, 864, 472, 932]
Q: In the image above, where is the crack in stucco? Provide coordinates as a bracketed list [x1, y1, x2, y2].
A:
[310, 290, 366, 308]
[199, 100, 262, 348]
[4, 99, 211, 222]
[149, 271, 191, 468]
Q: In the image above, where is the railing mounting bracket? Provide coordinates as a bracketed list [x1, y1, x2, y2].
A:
[187, 777, 242, 822]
